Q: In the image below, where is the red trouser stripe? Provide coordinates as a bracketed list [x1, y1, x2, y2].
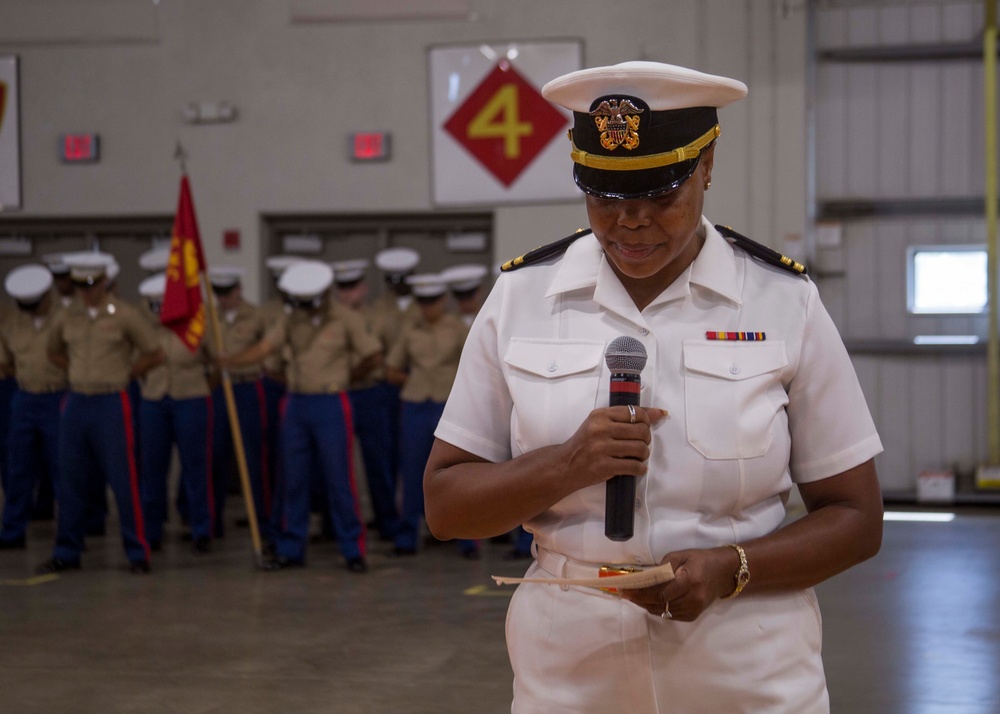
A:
[120, 391, 150, 559]
[339, 391, 366, 556]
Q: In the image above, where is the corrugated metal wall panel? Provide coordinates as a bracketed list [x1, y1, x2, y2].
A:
[830, 217, 988, 341]
[817, 1, 987, 202]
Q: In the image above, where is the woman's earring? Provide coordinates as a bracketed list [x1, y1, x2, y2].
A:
[705, 181, 712, 190]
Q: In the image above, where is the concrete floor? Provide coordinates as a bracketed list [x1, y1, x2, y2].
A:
[1, 502, 999, 714]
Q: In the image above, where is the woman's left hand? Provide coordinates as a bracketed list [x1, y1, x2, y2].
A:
[620, 546, 737, 622]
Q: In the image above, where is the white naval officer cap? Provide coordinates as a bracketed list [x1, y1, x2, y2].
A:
[64, 251, 116, 286]
[405, 273, 448, 299]
[138, 273, 166, 299]
[374, 247, 420, 277]
[265, 254, 305, 277]
[4, 264, 53, 304]
[541, 61, 747, 199]
[278, 260, 333, 307]
[331, 259, 370, 286]
[41, 253, 71, 276]
[209, 266, 245, 290]
[139, 246, 171, 272]
[441, 264, 488, 293]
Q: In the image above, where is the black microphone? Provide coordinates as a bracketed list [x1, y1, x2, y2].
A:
[604, 336, 648, 542]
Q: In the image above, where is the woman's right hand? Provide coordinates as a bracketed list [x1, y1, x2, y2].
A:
[559, 405, 667, 491]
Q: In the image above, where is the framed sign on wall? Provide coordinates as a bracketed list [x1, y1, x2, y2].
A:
[0, 56, 20, 211]
[429, 40, 582, 207]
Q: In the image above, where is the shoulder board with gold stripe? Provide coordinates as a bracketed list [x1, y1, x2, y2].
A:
[715, 225, 807, 277]
[500, 229, 593, 273]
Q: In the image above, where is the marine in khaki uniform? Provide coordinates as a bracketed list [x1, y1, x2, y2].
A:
[0, 296, 16, 528]
[40, 252, 164, 575]
[384, 273, 477, 559]
[41, 253, 76, 311]
[258, 255, 302, 525]
[225, 261, 381, 573]
[441, 263, 489, 328]
[333, 258, 401, 541]
[371, 247, 421, 352]
[137, 273, 215, 553]
[366, 248, 420, 531]
[205, 266, 271, 540]
[0, 266, 67, 549]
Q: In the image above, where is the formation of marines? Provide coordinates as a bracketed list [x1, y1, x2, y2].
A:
[0, 247, 531, 575]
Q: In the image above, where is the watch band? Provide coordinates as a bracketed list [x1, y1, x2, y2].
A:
[722, 543, 750, 599]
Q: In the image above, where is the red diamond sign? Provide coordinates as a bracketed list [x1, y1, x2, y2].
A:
[443, 61, 568, 188]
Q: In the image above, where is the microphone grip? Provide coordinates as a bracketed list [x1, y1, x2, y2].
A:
[606, 374, 640, 542]
[605, 475, 636, 542]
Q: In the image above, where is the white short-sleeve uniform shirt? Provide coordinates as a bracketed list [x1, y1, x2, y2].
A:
[436, 218, 883, 714]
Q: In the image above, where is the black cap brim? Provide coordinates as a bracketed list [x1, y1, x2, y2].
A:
[574, 155, 701, 199]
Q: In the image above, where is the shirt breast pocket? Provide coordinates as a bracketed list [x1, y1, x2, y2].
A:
[504, 339, 605, 454]
[683, 341, 789, 460]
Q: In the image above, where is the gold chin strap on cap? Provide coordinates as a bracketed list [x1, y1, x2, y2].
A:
[570, 125, 720, 171]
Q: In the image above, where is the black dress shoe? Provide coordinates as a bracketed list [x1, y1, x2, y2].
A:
[129, 559, 151, 575]
[0, 536, 26, 550]
[345, 557, 368, 573]
[149, 540, 162, 553]
[389, 546, 417, 557]
[192, 536, 211, 554]
[259, 555, 305, 571]
[36, 558, 81, 574]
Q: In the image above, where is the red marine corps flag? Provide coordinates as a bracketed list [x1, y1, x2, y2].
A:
[161, 175, 207, 351]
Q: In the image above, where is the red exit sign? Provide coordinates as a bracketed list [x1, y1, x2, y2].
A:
[61, 133, 100, 163]
[350, 132, 390, 162]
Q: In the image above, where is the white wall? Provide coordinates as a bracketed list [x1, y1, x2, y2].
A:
[0, 0, 808, 300]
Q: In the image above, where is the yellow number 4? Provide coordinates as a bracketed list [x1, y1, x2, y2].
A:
[467, 84, 533, 159]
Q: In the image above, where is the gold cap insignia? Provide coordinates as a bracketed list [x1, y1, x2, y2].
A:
[590, 99, 644, 151]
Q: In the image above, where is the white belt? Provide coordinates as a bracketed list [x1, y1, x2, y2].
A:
[535, 546, 655, 591]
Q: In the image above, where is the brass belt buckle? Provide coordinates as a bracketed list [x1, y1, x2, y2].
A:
[599, 565, 642, 593]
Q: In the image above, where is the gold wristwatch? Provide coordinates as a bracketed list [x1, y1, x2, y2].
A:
[722, 543, 750, 599]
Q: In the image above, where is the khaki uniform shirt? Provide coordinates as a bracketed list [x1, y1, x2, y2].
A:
[54, 291, 76, 311]
[386, 312, 468, 403]
[207, 300, 267, 382]
[265, 301, 380, 395]
[0, 309, 68, 393]
[48, 296, 160, 395]
[371, 293, 418, 349]
[139, 304, 212, 401]
[345, 303, 385, 389]
[259, 296, 289, 379]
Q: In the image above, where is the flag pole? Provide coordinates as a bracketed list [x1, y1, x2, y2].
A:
[175, 144, 265, 567]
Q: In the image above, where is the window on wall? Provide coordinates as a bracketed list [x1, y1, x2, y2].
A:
[907, 245, 988, 315]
